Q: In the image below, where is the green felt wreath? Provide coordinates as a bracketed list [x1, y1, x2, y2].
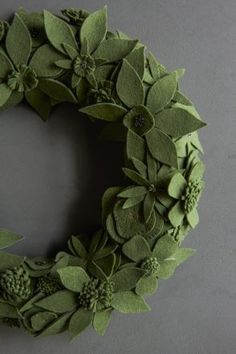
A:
[0, 6, 206, 340]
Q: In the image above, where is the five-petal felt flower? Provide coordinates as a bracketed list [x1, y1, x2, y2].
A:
[168, 160, 205, 228]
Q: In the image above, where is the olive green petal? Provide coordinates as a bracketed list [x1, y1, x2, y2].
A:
[122, 235, 151, 263]
[168, 172, 187, 199]
[69, 308, 93, 341]
[25, 88, 51, 121]
[189, 160, 205, 181]
[186, 208, 199, 228]
[80, 103, 127, 122]
[152, 234, 178, 260]
[0, 84, 12, 107]
[93, 309, 112, 336]
[135, 275, 158, 296]
[93, 39, 138, 63]
[0, 50, 14, 78]
[168, 201, 185, 227]
[123, 105, 154, 136]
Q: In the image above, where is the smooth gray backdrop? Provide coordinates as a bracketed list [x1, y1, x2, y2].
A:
[0, 0, 235, 353]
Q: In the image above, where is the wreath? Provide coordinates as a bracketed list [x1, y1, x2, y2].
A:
[0, 6, 206, 340]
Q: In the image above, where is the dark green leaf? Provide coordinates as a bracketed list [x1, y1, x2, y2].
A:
[80, 103, 127, 122]
[69, 308, 93, 340]
[93, 39, 138, 62]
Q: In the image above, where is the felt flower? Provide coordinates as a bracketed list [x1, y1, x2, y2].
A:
[168, 160, 205, 228]
[122, 234, 195, 295]
[61, 8, 89, 27]
[7, 65, 38, 92]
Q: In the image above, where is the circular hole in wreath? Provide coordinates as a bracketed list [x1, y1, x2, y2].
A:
[0, 103, 124, 257]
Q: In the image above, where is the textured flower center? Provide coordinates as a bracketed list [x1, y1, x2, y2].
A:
[73, 55, 96, 77]
[89, 82, 115, 104]
[37, 275, 62, 296]
[183, 180, 202, 213]
[62, 8, 89, 26]
[141, 257, 160, 276]
[7, 65, 38, 92]
[30, 27, 41, 39]
[0, 266, 31, 303]
[78, 280, 114, 311]
[134, 114, 145, 128]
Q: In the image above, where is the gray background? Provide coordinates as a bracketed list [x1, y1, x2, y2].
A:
[0, 0, 235, 353]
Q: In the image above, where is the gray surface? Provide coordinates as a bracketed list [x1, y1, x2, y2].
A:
[0, 0, 235, 353]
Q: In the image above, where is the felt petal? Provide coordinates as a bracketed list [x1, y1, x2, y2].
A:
[168, 172, 187, 199]
[126, 46, 145, 79]
[111, 267, 144, 292]
[152, 234, 178, 260]
[135, 276, 158, 295]
[118, 186, 147, 198]
[189, 161, 205, 181]
[93, 310, 112, 336]
[122, 235, 151, 262]
[168, 201, 185, 227]
[69, 309, 93, 340]
[0, 229, 23, 249]
[57, 266, 90, 292]
[93, 39, 138, 62]
[111, 291, 150, 313]
[126, 130, 145, 161]
[0, 84, 12, 107]
[80, 103, 127, 122]
[187, 208, 199, 228]
[143, 193, 155, 223]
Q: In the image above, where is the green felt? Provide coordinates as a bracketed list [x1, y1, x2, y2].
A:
[93, 38, 138, 62]
[111, 291, 150, 313]
[69, 308, 93, 340]
[57, 266, 90, 292]
[35, 290, 77, 313]
[93, 309, 112, 336]
[80, 103, 127, 121]
[0, 229, 23, 249]
[123, 105, 154, 136]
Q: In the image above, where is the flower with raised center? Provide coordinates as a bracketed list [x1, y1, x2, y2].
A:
[141, 257, 160, 276]
[7, 65, 38, 93]
[167, 160, 205, 228]
[78, 279, 114, 311]
[61, 8, 89, 26]
[37, 275, 62, 296]
[73, 54, 96, 78]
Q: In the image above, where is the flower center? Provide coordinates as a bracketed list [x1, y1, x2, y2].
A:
[73, 55, 96, 77]
[183, 180, 202, 213]
[7, 65, 38, 92]
[78, 280, 114, 311]
[134, 114, 145, 128]
[141, 257, 160, 276]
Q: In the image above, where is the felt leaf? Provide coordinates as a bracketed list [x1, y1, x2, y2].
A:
[0, 229, 23, 249]
[35, 290, 77, 313]
[102, 186, 122, 224]
[57, 266, 90, 292]
[69, 308, 93, 340]
[152, 234, 178, 260]
[0, 84, 12, 107]
[126, 46, 145, 79]
[131, 158, 147, 178]
[143, 193, 155, 223]
[116, 60, 144, 108]
[168, 173, 187, 199]
[126, 130, 145, 161]
[80, 7, 107, 54]
[174, 248, 196, 266]
[0, 302, 18, 318]
[111, 268, 144, 292]
[147, 153, 157, 185]
[136, 275, 158, 295]
[111, 291, 150, 313]
[122, 195, 144, 209]
[147, 52, 167, 80]
[168, 201, 185, 227]
[44, 10, 78, 54]
[93, 310, 112, 336]
[189, 161, 205, 181]
[0, 252, 24, 271]
[0, 50, 14, 78]
[93, 39, 138, 62]
[123, 168, 150, 187]
[70, 236, 88, 259]
[118, 186, 147, 198]
[123, 105, 155, 136]
[122, 235, 151, 262]
[38, 79, 76, 103]
[0, 91, 23, 112]
[25, 88, 51, 121]
[155, 106, 206, 138]
[80, 103, 127, 122]
[186, 208, 199, 228]
[62, 43, 78, 60]
[147, 72, 177, 113]
[40, 312, 72, 336]
[146, 128, 178, 167]
[93, 253, 116, 279]
[6, 13, 32, 66]
[30, 44, 65, 78]
[31, 311, 57, 332]
[157, 259, 177, 279]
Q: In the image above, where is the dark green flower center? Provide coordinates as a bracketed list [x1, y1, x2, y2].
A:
[78, 280, 114, 311]
[7, 65, 38, 93]
[37, 276, 62, 296]
[182, 180, 202, 213]
[30, 27, 41, 39]
[73, 55, 95, 77]
[134, 114, 145, 128]
[141, 257, 160, 276]
[0, 266, 31, 303]
[61, 8, 89, 26]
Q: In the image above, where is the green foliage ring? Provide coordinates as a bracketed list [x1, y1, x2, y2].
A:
[0, 6, 206, 340]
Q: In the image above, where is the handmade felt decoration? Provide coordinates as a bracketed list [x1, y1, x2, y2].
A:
[0, 6, 206, 340]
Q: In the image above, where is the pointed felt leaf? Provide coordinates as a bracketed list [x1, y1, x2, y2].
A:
[118, 186, 147, 198]
[35, 290, 77, 313]
[132, 158, 147, 178]
[123, 105, 155, 136]
[69, 308, 93, 340]
[152, 234, 178, 260]
[147, 52, 167, 80]
[146, 128, 178, 167]
[44, 10, 78, 54]
[0, 302, 18, 318]
[0, 84, 12, 107]
[186, 208, 199, 228]
[116, 60, 144, 108]
[0, 229, 23, 249]
[0, 252, 24, 271]
[6, 13, 32, 66]
[93, 310, 112, 336]
[38, 79, 76, 103]
[0, 50, 14, 78]
[57, 266, 90, 292]
[111, 267, 144, 292]
[80, 7, 107, 54]
[80, 103, 127, 122]
[168, 201, 185, 227]
[31, 312, 57, 332]
[136, 275, 158, 295]
[111, 291, 150, 313]
[40, 312, 72, 336]
[123, 168, 150, 187]
[168, 173, 187, 199]
[122, 235, 151, 262]
[93, 39, 138, 62]
[155, 106, 206, 138]
[126, 46, 145, 79]
[189, 161, 205, 181]
[30, 44, 65, 78]
[70, 236, 88, 259]
[126, 130, 145, 161]
[122, 195, 144, 209]
[25, 88, 51, 121]
[147, 72, 177, 113]
[143, 193, 155, 223]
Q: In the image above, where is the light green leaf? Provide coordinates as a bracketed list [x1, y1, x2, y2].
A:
[189, 161, 205, 181]
[147, 72, 177, 113]
[122, 195, 144, 209]
[69, 308, 93, 340]
[155, 106, 206, 138]
[126, 130, 145, 161]
[38, 79, 76, 103]
[146, 127, 178, 167]
[58, 266, 90, 292]
[152, 234, 178, 260]
[6, 13, 32, 66]
[93, 39, 138, 62]
[187, 208, 199, 228]
[122, 235, 151, 263]
[111, 267, 144, 292]
[147, 52, 167, 80]
[0, 229, 23, 249]
[31, 311, 57, 332]
[136, 276, 158, 295]
[168, 173, 187, 199]
[44, 10, 78, 54]
[117, 59, 144, 108]
[131, 158, 147, 178]
[111, 291, 150, 313]
[168, 201, 185, 227]
[0, 252, 24, 271]
[35, 290, 77, 313]
[80, 7, 107, 54]
[126, 46, 145, 79]
[30, 44, 65, 78]
[80, 103, 127, 122]
[144, 193, 155, 223]
[40, 312, 72, 336]
[123, 168, 150, 187]
[93, 309, 112, 336]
